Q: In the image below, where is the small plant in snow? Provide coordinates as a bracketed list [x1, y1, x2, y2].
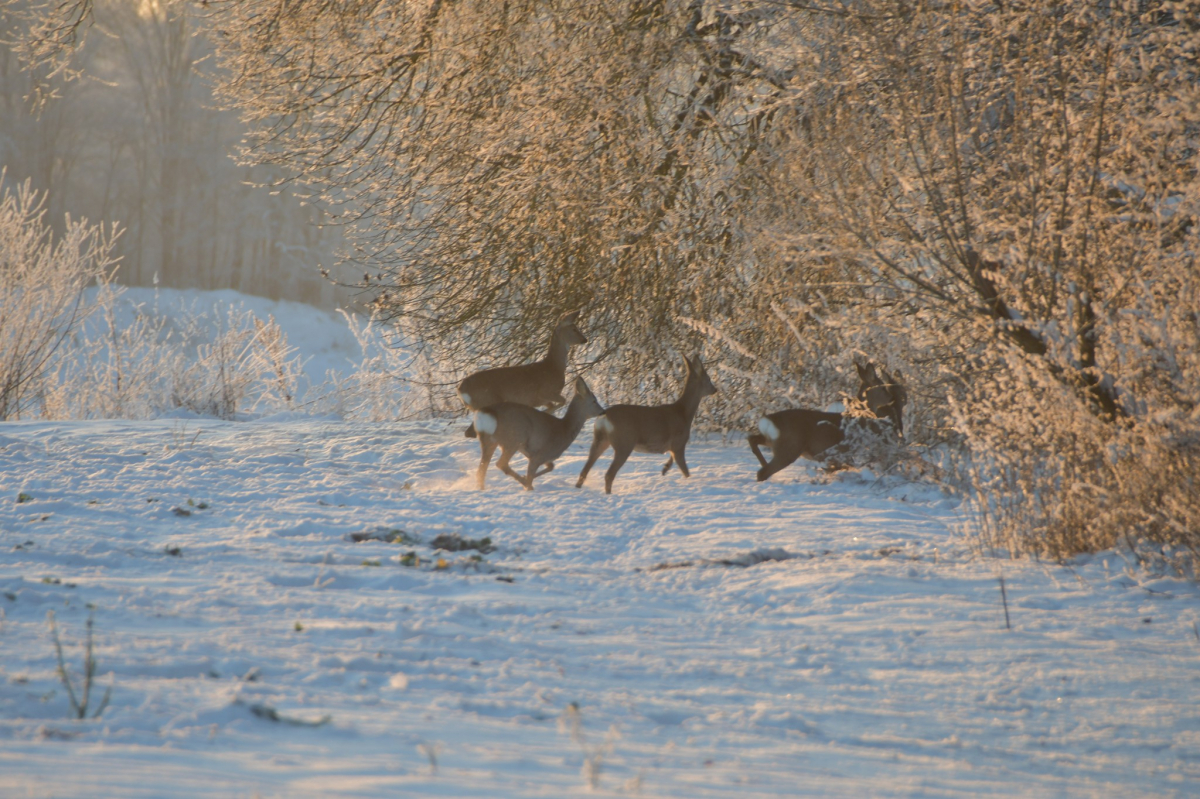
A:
[168, 423, 202, 451]
[47, 608, 112, 720]
[559, 702, 619, 790]
[16, 492, 33, 503]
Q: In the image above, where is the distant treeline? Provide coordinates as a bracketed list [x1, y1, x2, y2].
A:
[0, 0, 346, 307]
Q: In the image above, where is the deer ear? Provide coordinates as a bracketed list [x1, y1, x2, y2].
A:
[562, 309, 580, 323]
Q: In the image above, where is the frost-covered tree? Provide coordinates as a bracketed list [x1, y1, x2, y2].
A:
[210, 0, 810, 395]
[743, 1, 1200, 561]
[0, 177, 117, 419]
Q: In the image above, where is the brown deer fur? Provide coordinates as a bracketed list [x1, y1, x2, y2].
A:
[575, 355, 718, 495]
[458, 311, 587, 438]
[749, 360, 907, 481]
[475, 377, 605, 491]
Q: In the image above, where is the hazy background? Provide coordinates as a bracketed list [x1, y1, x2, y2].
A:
[0, 0, 347, 307]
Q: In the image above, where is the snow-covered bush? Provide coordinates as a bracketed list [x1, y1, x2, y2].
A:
[750, 2, 1200, 565]
[39, 285, 177, 419]
[169, 306, 263, 419]
[0, 177, 117, 419]
[40, 291, 306, 421]
[305, 311, 454, 422]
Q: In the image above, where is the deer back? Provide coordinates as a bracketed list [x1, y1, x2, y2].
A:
[594, 355, 717, 453]
[760, 408, 846, 460]
[458, 311, 587, 410]
[476, 376, 603, 462]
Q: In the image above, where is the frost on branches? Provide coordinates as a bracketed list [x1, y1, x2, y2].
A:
[744, 1, 1200, 564]
[5, 0, 1198, 567]
[0, 177, 117, 419]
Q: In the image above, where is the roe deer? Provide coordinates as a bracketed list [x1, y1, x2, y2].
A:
[459, 311, 587, 438]
[575, 355, 718, 494]
[748, 360, 907, 482]
[475, 377, 605, 490]
[855, 359, 907, 437]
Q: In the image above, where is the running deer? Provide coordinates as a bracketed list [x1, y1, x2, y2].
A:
[474, 377, 605, 490]
[575, 355, 718, 494]
[748, 360, 908, 482]
[458, 311, 587, 438]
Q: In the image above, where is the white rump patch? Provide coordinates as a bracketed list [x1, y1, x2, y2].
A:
[474, 411, 497, 436]
[758, 417, 780, 441]
[595, 415, 614, 436]
[458, 390, 472, 407]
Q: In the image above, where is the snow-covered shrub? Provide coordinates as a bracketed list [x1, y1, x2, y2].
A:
[168, 305, 308, 420]
[41, 285, 179, 419]
[40, 290, 306, 421]
[0, 178, 117, 419]
[305, 311, 444, 422]
[957, 290, 1200, 564]
[251, 314, 302, 412]
[754, 2, 1200, 565]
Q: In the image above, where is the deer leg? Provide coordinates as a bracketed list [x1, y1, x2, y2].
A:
[476, 438, 498, 489]
[575, 436, 610, 488]
[603, 445, 633, 495]
[747, 433, 771, 469]
[496, 449, 530, 489]
[464, 422, 478, 439]
[660, 453, 674, 475]
[522, 458, 541, 491]
[534, 461, 555, 478]
[756, 444, 800, 482]
[672, 445, 690, 478]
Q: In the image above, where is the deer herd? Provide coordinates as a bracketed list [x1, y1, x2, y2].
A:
[459, 312, 907, 493]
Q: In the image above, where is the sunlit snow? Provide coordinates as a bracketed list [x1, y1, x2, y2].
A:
[1, 293, 1197, 797]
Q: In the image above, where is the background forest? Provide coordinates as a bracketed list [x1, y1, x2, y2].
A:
[0, 0, 343, 304]
[2, 0, 1198, 569]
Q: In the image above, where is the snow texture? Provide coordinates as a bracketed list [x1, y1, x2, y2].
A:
[1, 292, 1198, 797]
[2, 417, 1198, 797]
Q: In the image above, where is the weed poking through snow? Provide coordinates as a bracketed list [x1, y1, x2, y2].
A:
[47, 608, 112, 720]
[560, 702, 619, 790]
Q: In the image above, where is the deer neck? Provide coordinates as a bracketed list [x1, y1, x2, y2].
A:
[544, 329, 571, 375]
[558, 394, 592, 442]
[675, 374, 705, 424]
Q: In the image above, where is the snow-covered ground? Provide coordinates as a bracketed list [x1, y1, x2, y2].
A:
[2, 418, 1199, 797]
[2, 291, 1199, 797]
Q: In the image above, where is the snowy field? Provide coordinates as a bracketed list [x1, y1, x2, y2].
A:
[1, 292, 1199, 797]
[2, 418, 1199, 798]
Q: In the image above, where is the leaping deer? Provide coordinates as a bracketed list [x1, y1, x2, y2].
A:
[458, 311, 587, 438]
[474, 377, 605, 491]
[575, 355, 718, 494]
[748, 360, 907, 482]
